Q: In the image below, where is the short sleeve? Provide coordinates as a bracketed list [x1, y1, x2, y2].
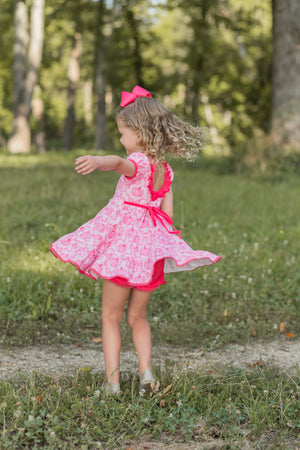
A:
[167, 164, 174, 182]
[126, 152, 150, 180]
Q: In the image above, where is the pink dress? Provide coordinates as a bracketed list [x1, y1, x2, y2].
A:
[50, 152, 221, 288]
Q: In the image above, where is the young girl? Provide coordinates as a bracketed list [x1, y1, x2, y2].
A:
[50, 85, 221, 396]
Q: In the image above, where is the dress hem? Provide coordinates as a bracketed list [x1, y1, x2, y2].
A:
[50, 245, 165, 288]
[50, 245, 221, 283]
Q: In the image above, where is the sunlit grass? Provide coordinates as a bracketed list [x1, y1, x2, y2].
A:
[0, 149, 107, 168]
[0, 151, 299, 348]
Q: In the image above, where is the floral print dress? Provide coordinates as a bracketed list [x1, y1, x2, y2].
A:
[50, 152, 221, 287]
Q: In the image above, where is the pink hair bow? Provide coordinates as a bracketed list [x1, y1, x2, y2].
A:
[120, 85, 152, 107]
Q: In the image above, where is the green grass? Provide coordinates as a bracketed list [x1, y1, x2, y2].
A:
[0, 151, 299, 448]
[0, 151, 299, 347]
[0, 365, 299, 449]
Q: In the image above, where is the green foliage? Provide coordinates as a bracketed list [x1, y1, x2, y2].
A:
[230, 134, 300, 174]
[150, 0, 272, 151]
[0, 366, 298, 448]
[0, 0, 273, 156]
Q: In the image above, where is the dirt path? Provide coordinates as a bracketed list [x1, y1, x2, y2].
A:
[1, 339, 299, 380]
[1, 340, 299, 449]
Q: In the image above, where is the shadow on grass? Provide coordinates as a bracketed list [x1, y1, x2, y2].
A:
[1, 151, 299, 349]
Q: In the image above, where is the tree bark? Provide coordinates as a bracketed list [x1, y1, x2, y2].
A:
[62, 33, 82, 151]
[32, 85, 46, 153]
[94, 44, 107, 149]
[124, 2, 143, 86]
[271, 0, 300, 149]
[84, 80, 93, 126]
[188, 0, 210, 124]
[202, 95, 221, 153]
[8, 0, 45, 153]
[12, 0, 28, 117]
[94, 0, 107, 150]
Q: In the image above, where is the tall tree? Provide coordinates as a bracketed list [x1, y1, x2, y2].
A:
[187, 0, 212, 122]
[123, 0, 144, 86]
[8, 0, 45, 153]
[62, 33, 82, 150]
[271, 0, 300, 150]
[32, 84, 46, 153]
[0, 0, 14, 144]
[94, 0, 108, 150]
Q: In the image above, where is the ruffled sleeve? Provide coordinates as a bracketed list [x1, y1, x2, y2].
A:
[126, 152, 149, 181]
[149, 162, 174, 201]
[167, 163, 174, 182]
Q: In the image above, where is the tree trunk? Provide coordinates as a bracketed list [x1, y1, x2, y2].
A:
[32, 85, 46, 153]
[8, 0, 29, 153]
[125, 2, 143, 86]
[94, 0, 107, 150]
[202, 95, 222, 153]
[12, 0, 28, 116]
[62, 33, 82, 151]
[84, 80, 93, 126]
[8, 0, 45, 153]
[188, 1, 210, 124]
[271, 0, 300, 149]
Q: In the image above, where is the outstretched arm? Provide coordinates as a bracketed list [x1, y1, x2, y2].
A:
[75, 155, 135, 177]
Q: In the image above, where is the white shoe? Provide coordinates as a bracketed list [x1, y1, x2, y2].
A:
[139, 369, 155, 396]
[101, 382, 121, 397]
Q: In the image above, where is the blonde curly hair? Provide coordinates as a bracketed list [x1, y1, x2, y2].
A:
[117, 97, 208, 162]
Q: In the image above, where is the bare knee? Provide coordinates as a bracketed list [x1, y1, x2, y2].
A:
[101, 280, 129, 326]
[102, 310, 123, 326]
[126, 311, 146, 329]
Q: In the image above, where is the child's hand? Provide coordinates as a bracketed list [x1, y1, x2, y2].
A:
[75, 155, 101, 175]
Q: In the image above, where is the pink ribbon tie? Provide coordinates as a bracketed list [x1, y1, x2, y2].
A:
[124, 201, 182, 238]
[120, 85, 152, 107]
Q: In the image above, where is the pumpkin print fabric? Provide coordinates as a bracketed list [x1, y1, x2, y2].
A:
[50, 152, 221, 287]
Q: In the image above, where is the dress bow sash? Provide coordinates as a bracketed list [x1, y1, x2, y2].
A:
[124, 201, 182, 238]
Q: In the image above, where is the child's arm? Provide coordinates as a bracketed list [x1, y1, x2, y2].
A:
[160, 188, 173, 219]
[75, 155, 136, 177]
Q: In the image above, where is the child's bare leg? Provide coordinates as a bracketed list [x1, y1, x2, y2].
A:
[101, 280, 130, 384]
[126, 289, 152, 375]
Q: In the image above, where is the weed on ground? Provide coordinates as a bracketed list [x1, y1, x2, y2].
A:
[0, 365, 299, 449]
[0, 151, 299, 448]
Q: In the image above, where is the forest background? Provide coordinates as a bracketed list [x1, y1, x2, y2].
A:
[1, 0, 299, 169]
